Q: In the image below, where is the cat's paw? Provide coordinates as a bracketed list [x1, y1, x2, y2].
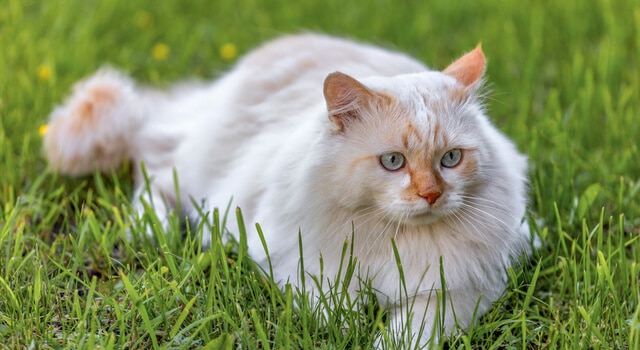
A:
[43, 68, 143, 176]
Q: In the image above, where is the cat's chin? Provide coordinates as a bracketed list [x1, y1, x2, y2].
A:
[405, 212, 444, 226]
[400, 203, 462, 226]
[391, 206, 445, 226]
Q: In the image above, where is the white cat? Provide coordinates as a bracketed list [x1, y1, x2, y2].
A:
[43, 34, 531, 347]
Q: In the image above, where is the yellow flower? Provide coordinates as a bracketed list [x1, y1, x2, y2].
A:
[219, 43, 238, 61]
[38, 124, 48, 136]
[152, 43, 170, 61]
[38, 64, 51, 81]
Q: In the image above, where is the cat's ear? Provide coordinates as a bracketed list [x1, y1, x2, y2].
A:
[323, 72, 377, 132]
[443, 44, 486, 88]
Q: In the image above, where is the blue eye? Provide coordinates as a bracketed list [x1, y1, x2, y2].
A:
[441, 149, 462, 168]
[380, 152, 405, 171]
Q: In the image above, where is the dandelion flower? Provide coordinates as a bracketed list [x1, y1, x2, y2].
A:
[38, 124, 48, 136]
[152, 43, 170, 61]
[38, 64, 51, 81]
[219, 43, 238, 61]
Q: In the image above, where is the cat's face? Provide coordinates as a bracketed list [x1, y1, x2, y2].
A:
[322, 46, 489, 226]
[326, 75, 487, 226]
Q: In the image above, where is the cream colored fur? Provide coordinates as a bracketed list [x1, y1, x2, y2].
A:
[44, 34, 530, 347]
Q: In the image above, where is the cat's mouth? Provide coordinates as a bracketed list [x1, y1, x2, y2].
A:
[403, 206, 444, 225]
[408, 213, 440, 225]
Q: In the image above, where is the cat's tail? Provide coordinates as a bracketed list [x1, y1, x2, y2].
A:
[43, 68, 147, 176]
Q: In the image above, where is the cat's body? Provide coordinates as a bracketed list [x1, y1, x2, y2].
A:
[44, 34, 531, 347]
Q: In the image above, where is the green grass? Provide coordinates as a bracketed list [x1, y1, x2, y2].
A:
[1, 0, 639, 348]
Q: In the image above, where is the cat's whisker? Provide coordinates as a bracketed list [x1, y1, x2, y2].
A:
[458, 194, 507, 205]
[360, 210, 399, 259]
[458, 203, 511, 231]
[448, 210, 494, 245]
[459, 194, 511, 209]
[458, 195, 517, 219]
[449, 201, 504, 231]
[458, 196, 521, 227]
[456, 209, 507, 240]
[453, 204, 526, 257]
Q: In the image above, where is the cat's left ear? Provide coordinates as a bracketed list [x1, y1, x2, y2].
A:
[323, 72, 379, 132]
[443, 44, 486, 89]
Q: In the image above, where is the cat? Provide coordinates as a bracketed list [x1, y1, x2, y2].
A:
[43, 33, 531, 347]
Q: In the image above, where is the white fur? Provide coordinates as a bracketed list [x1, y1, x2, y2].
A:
[44, 34, 530, 347]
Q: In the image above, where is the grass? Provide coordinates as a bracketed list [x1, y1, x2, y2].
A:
[1, 0, 639, 348]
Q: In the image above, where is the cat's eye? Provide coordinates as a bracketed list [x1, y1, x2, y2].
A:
[441, 149, 462, 168]
[380, 152, 406, 171]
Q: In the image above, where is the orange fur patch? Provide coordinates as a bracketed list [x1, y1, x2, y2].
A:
[89, 84, 118, 105]
[403, 162, 447, 204]
[68, 84, 118, 133]
[348, 155, 376, 175]
[432, 120, 442, 145]
[455, 149, 478, 177]
[401, 121, 423, 148]
[402, 130, 409, 148]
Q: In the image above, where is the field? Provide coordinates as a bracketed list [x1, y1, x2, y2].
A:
[1, 0, 639, 348]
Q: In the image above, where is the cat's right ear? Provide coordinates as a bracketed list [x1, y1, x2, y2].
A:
[323, 72, 376, 132]
[443, 44, 486, 88]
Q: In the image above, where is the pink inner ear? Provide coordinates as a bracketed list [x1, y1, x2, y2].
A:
[443, 44, 486, 87]
[323, 72, 374, 113]
[323, 72, 377, 131]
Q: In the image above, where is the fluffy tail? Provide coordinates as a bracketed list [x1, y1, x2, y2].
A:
[43, 68, 146, 176]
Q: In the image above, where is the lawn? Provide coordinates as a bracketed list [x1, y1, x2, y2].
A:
[1, 0, 639, 348]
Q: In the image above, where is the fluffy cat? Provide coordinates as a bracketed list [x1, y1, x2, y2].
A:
[43, 34, 531, 347]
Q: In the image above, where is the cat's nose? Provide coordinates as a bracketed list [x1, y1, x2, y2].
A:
[419, 190, 442, 205]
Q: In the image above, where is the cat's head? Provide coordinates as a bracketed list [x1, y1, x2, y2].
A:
[321, 46, 501, 227]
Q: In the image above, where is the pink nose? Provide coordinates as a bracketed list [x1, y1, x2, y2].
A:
[420, 190, 442, 205]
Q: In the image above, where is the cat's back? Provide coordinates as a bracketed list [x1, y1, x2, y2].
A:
[240, 33, 427, 77]
[231, 34, 427, 110]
